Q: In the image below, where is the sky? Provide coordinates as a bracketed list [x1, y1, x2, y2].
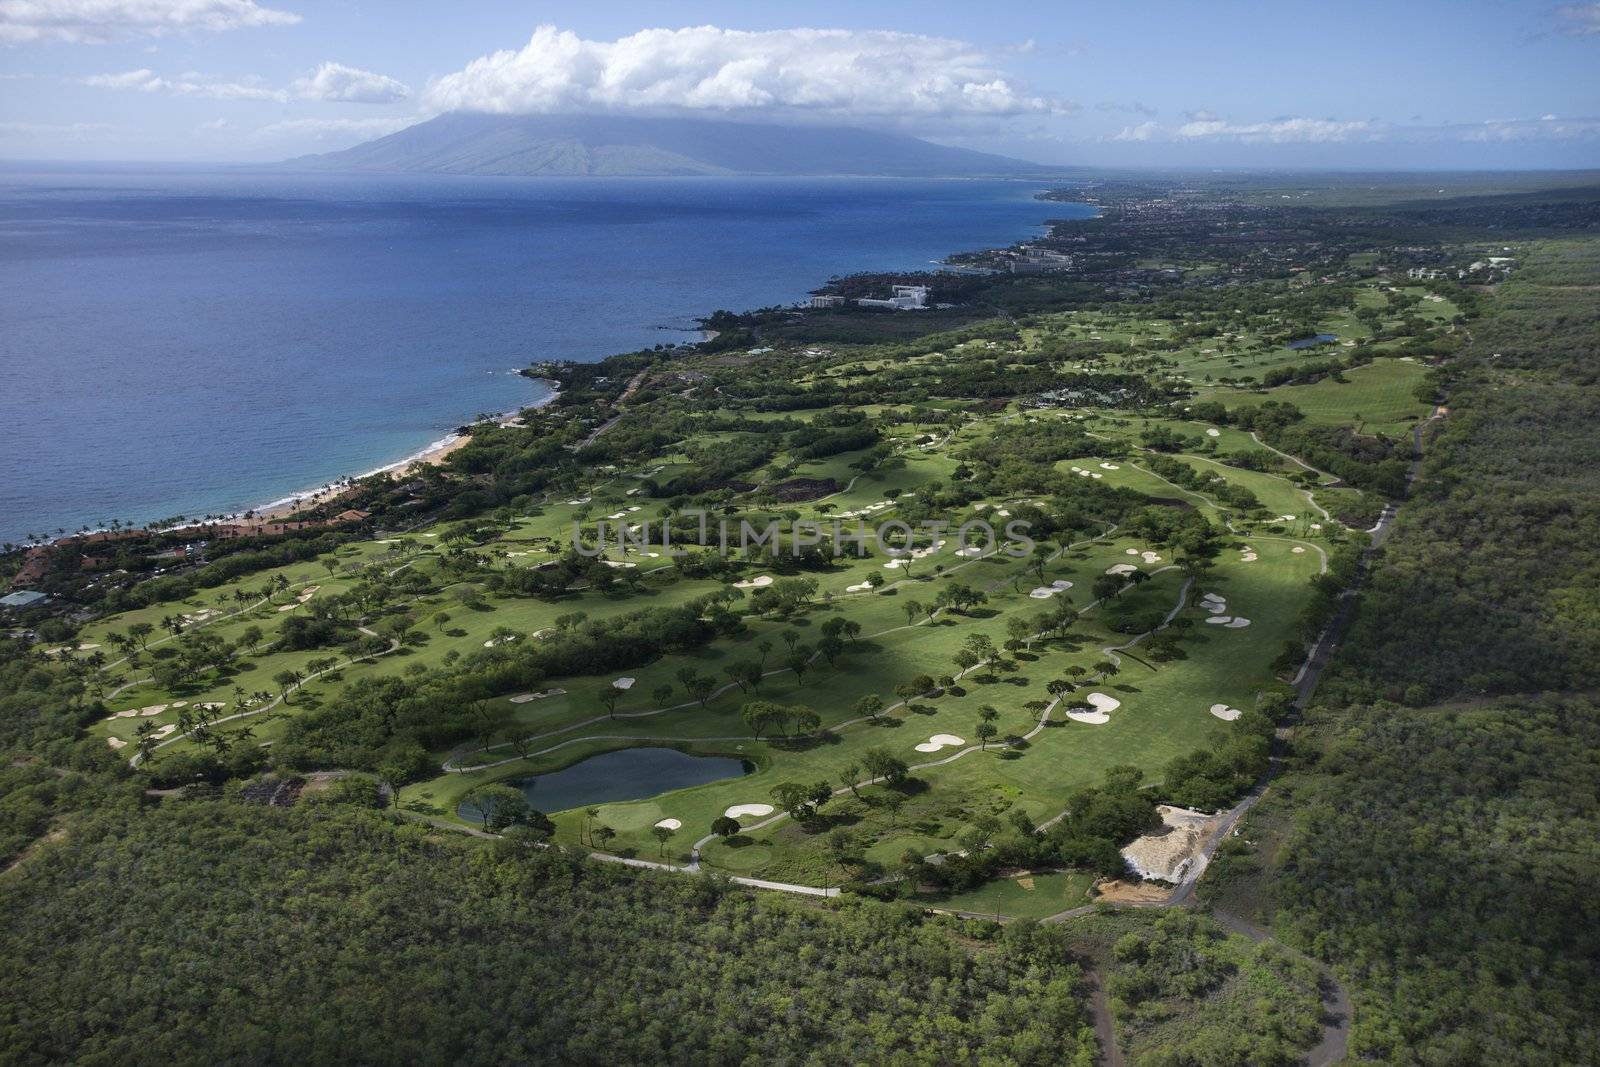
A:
[1, 0, 1598, 169]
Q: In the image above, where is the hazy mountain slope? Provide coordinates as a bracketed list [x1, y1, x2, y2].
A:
[285, 113, 1054, 177]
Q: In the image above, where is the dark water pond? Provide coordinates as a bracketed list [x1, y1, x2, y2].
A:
[459, 747, 752, 821]
[1286, 333, 1339, 349]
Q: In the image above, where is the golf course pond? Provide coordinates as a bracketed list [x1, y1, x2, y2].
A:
[458, 747, 754, 822]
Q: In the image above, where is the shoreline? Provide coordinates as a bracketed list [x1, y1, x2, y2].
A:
[218, 377, 560, 527]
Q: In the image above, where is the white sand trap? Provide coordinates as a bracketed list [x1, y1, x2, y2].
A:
[1240, 552, 1258, 562]
[955, 546, 984, 557]
[995, 508, 1011, 517]
[1204, 615, 1232, 625]
[733, 575, 773, 588]
[1066, 707, 1111, 725]
[1029, 588, 1057, 599]
[612, 677, 636, 690]
[1224, 617, 1251, 628]
[277, 604, 296, 612]
[914, 733, 965, 753]
[883, 559, 909, 569]
[1201, 592, 1225, 605]
[151, 724, 176, 739]
[170, 700, 187, 708]
[195, 702, 225, 711]
[1100, 463, 1120, 470]
[1292, 546, 1306, 554]
[653, 818, 682, 830]
[111, 709, 139, 719]
[1279, 514, 1297, 521]
[1141, 551, 1162, 563]
[1126, 548, 1140, 555]
[1091, 472, 1103, 479]
[139, 705, 167, 716]
[845, 582, 873, 592]
[601, 559, 637, 569]
[509, 688, 565, 704]
[1310, 522, 1323, 531]
[1052, 579, 1073, 590]
[1106, 563, 1139, 576]
[627, 505, 642, 512]
[483, 635, 519, 648]
[1206, 428, 1221, 437]
[724, 803, 775, 819]
[606, 512, 626, 520]
[1087, 693, 1121, 714]
[1121, 806, 1217, 882]
[1209, 703, 1243, 721]
[107, 736, 127, 749]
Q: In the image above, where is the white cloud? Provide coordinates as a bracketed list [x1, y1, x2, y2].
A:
[1555, 3, 1600, 35]
[0, 0, 299, 44]
[291, 61, 409, 104]
[1112, 120, 1159, 142]
[1459, 116, 1600, 142]
[84, 67, 286, 100]
[1175, 117, 1373, 143]
[0, 119, 114, 135]
[423, 24, 1064, 124]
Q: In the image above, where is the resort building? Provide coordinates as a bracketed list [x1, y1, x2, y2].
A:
[857, 285, 930, 310]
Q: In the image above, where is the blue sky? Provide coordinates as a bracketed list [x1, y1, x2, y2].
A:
[2, 1, 1598, 168]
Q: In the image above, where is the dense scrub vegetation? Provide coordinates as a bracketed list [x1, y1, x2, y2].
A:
[0, 803, 1099, 1066]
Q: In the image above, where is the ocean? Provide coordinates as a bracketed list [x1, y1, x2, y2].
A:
[0, 168, 1091, 545]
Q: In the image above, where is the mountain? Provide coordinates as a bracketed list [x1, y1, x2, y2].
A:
[283, 112, 1056, 178]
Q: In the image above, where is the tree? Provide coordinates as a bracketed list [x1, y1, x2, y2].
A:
[862, 747, 908, 786]
[652, 684, 674, 709]
[741, 700, 779, 739]
[976, 721, 998, 750]
[854, 693, 885, 724]
[903, 599, 924, 625]
[770, 782, 817, 821]
[465, 784, 529, 831]
[598, 687, 622, 718]
[710, 815, 741, 838]
[590, 825, 616, 850]
[816, 634, 845, 667]
[581, 806, 600, 847]
[784, 645, 813, 685]
[272, 669, 301, 704]
[677, 667, 717, 708]
[433, 611, 452, 631]
[840, 762, 862, 799]
[882, 792, 906, 829]
[651, 825, 678, 863]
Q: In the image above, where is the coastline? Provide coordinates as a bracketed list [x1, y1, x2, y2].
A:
[224, 377, 560, 526]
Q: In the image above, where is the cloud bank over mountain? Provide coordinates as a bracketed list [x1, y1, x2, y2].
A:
[422, 25, 1065, 126]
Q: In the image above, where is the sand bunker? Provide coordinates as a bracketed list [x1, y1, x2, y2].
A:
[914, 733, 966, 753]
[1209, 703, 1243, 721]
[600, 559, 636, 569]
[151, 724, 176, 739]
[1141, 551, 1162, 564]
[1067, 692, 1120, 725]
[954, 546, 984, 557]
[483, 635, 519, 648]
[1240, 550, 1258, 562]
[1125, 548, 1140, 555]
[724, 803, 775, 820]
[107, 737, 127, 749]
[1292, 546, 1306, 554]
[509, 688, 565, 704]
[1225, 617, 1251, 628]
[1206, 428, 1221, 437]
[653, 818, 682, 831]
[138, 705, 167, 716]
[1121, 805, 1218, 883]
[733, 575, 773, 589]
[1106, 563, 1139, 576]
[1028, 588, 1056, 599]
[1204, 615, 1232, 625]
[845, 582, 873, 593]
[1279, 514, 1296, 521]
[612, 677, 636, 690]
[1100, 463, 1120, 470]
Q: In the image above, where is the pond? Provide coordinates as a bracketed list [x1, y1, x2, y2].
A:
[1286, 333, 1339, 349]
[458, 747, 753, 822]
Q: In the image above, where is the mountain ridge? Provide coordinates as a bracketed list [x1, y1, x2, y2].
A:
[283, 112, 1061, 178]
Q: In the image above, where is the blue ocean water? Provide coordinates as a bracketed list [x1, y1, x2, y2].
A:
[0, 168, 1090, 545]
